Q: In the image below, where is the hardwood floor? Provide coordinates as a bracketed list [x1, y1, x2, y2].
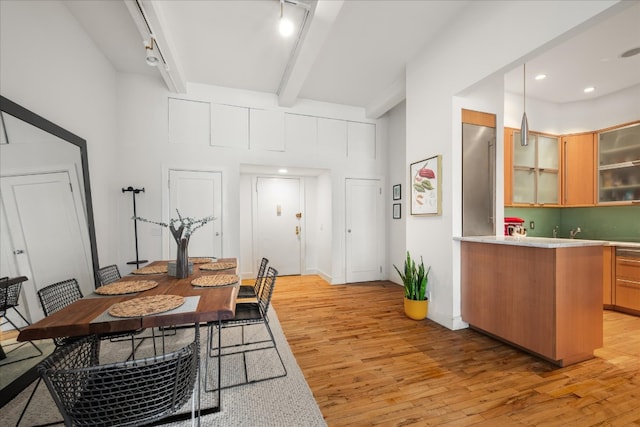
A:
[269, 275, 640, 427]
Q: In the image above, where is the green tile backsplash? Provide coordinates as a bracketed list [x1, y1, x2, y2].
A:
[505, 206, 640, 242]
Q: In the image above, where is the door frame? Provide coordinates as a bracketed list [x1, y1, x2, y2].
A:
[251, 175, 305, 276]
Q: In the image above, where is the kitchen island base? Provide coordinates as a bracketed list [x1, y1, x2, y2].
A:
[460, 238, 603, 367]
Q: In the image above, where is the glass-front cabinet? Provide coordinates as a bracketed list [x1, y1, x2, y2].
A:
[598, 122, 640, 204]
[512, 131, 560, 205]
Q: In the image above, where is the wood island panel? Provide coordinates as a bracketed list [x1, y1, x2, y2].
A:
[461, 241, 603, 366]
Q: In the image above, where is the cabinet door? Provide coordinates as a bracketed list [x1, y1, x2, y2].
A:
[615, 255, 640, 312]
[563, 133, 596, 206]
[598, 122, 640, 204]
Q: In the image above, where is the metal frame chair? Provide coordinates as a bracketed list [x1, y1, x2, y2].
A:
[96, 264, 121, 286]
[0, 276, 43, 366]
[237, 257, 268, 299]
[38, 325, 200, 427]
[206, 266, 287, 392]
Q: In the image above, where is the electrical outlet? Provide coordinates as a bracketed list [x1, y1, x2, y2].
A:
[529, 221, 535, 230]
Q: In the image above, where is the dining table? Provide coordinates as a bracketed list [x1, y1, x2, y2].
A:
[17, 257, 240, 421]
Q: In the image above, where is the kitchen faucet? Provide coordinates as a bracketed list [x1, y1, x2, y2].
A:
[569, 226, 581, 239]
[552, 225, 559, 238]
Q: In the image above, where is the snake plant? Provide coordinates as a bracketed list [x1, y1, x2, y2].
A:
[393, 251, 430, 301]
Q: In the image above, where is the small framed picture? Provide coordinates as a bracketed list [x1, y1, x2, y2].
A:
[393, 203, 401, 219]
[392, 184, 401, 200]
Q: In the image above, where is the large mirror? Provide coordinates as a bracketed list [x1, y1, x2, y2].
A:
[0, 95, 99, 405]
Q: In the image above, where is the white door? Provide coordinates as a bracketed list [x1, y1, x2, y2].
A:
[0, 171, 93, 322]
[345, 178, 382, 283]
[256, 177, 302, 276]
[168, 170, 222, 258]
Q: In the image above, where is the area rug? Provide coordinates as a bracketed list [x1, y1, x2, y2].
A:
[0, 307, 327, 427]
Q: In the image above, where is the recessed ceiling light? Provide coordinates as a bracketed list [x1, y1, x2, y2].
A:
[584, 86, 595, 93]
[534, 74, 547, 80]
[278, 168, 288, 174]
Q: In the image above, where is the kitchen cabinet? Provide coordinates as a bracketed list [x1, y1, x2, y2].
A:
[598, 121, 640, 205]
[506, 128, 560, 206]
[562, 133, 596, 206]
[614, 247, 640, 314]
[603, 246, 614, 307]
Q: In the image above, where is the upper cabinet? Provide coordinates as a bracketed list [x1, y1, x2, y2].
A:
[562, 133, 596, 206]
[597, 122, 640, 205]
[506, 128, 560, 206]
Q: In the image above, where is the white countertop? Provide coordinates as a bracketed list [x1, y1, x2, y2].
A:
[454, 235, 609, 248]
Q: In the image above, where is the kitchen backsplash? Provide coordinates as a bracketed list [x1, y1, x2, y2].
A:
[504, 206, 640, 242]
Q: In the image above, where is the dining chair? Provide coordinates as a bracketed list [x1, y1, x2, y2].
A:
[38, 324, 200, 427]
[96, 264, 121, 286]
[0, 276, 43, 365]
[237, 257, 268, 299]
[206, 266, 287, 391]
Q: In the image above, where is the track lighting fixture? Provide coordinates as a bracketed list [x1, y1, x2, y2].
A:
[279, 0, 294, 37]
[145, 36, 160, 66]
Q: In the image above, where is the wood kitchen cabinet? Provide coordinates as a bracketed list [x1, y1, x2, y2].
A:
[603, 246, 614, 307]
[562, 133, 596, 206]
[598, 121, 640, 205]
[614, 247, 640, 314]
[504, 128, 560, 206]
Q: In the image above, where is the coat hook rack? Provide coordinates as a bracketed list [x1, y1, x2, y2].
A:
[122, 186, 148, 268]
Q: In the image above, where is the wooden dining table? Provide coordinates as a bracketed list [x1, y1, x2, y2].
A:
[17, 258, 240, 420]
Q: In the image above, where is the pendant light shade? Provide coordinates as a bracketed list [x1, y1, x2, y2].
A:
[520, 63, 529, 146]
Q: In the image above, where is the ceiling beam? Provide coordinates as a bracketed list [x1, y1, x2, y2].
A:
[278, 0, 344, 107]
[123, 0, 186, 93]
[365, 74, 406, 119]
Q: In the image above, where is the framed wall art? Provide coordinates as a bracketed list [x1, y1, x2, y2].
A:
[393, 203, 401, 219]
[392, 184, 401, 200]
[410, 154, 442, 216]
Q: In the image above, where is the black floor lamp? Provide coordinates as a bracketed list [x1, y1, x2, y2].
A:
[122, 186, 148, 268]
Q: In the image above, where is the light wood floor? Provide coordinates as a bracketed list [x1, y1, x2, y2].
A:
[269, 275, 640, 427]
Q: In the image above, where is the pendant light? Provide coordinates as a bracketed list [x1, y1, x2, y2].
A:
[279, 0, 294, 37]
[520, 63, 529, 146]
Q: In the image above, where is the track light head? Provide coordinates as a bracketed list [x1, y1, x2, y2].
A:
[145, 37, 160, 67]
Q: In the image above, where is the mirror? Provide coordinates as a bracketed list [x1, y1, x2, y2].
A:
[0, 95, 99, 405]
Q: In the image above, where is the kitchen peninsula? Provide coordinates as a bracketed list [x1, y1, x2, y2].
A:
[457, 236, 605, 367]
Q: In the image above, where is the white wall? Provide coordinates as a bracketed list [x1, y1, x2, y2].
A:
[116, 77, 384, 282]
[405, 0, 621, 330]
[0, 0, 119, 271]
[386, 101, 406, 286]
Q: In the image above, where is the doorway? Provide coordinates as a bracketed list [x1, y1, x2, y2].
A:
[255, 177, 303, 276]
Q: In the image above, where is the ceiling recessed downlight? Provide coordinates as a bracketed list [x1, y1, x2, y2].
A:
[278, 168, 288, 174]
[584, 86, 595, 93]
[534, 74, 547, 80]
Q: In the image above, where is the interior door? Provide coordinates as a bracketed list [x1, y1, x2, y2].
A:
[256, 177, 302, 276]
[168, 170, 222, 258]
[0, 171, 93, 322]
[345, 178, 382, 283]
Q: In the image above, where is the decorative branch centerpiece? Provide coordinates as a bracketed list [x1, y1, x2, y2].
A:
[134, 210, 215, 278]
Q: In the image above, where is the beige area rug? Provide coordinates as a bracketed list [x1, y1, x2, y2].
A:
[0, 307, 326, 427]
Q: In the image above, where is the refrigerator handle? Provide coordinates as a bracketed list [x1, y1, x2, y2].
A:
[488, 138, 495, 225]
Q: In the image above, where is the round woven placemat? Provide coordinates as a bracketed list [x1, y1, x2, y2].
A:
[189, 257, 214, 264]
[132, 265, 168, 275]
[191, 274, 239, 287]
[108, 295, 185, 318]
[199, 262, 236, 271]
[95, 280, 158, 295]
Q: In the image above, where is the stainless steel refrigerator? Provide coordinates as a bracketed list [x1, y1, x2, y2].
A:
[462, 123, 496, 236]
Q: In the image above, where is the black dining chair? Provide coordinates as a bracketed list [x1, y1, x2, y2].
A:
[96, 264, 121, 286]
[0, 276, 43, 365]
[38, 324, 200, 427]
[237, 257, 268, 299]
[206, 266, 287, 392]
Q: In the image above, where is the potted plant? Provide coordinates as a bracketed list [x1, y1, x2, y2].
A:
[393, 251, 431, 320]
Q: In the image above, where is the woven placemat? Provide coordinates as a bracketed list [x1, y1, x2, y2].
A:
[191, 274, 239, 287]
[95, 280, 158, 295]
[108, 295, 185, 318]
[132, 265, 168, 275]
[189, 257, 214, 264]
[199, 262, 236, 271]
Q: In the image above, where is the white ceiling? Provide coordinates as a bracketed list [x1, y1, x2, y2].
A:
[64, 0, 640, 117]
